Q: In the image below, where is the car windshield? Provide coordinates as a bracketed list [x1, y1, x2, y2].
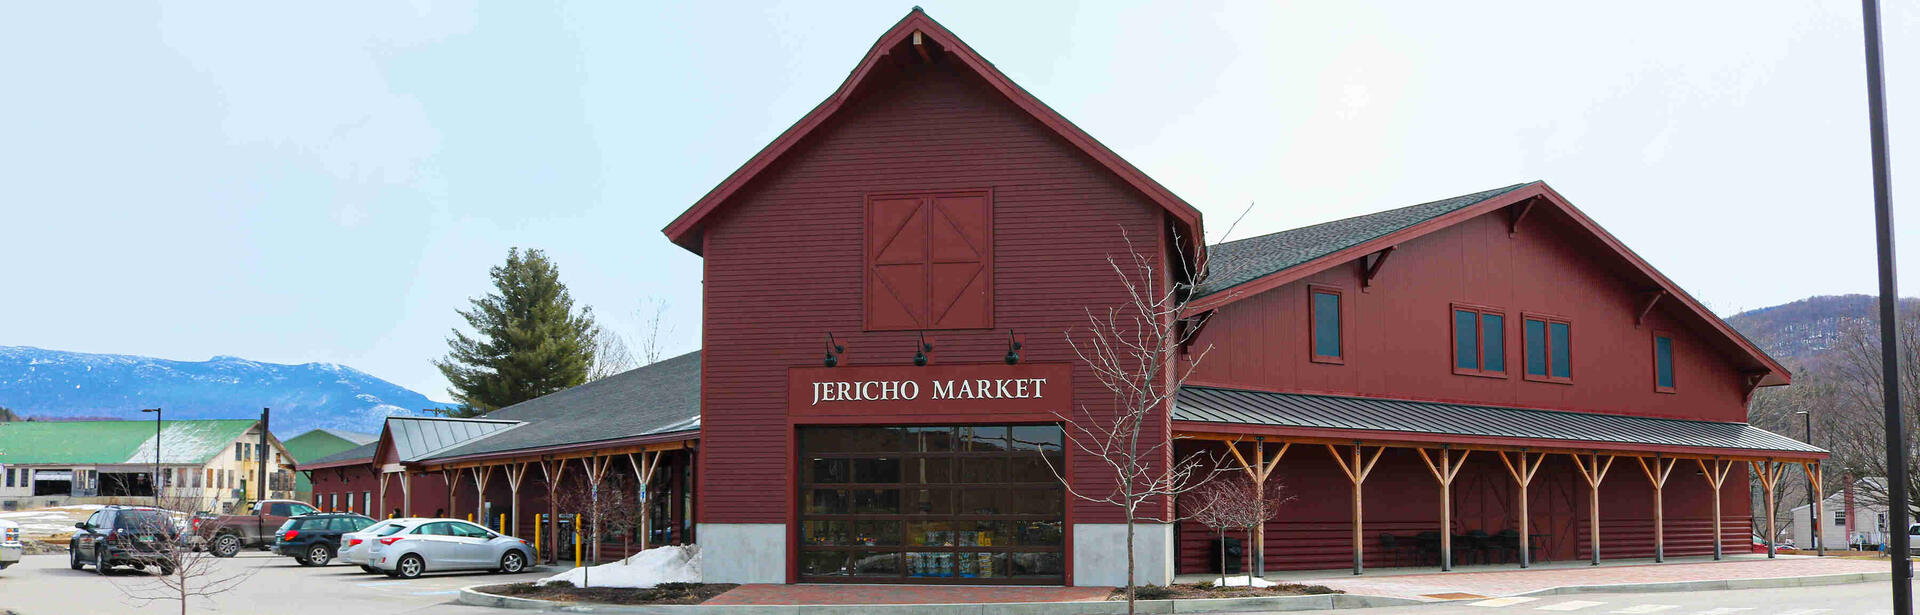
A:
[375, 524, 408, 537]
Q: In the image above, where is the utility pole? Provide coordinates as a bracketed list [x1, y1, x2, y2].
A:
[1860, 1, 1911, 612]
[141, 408, 161, 508]
[258, 408, 271, 504]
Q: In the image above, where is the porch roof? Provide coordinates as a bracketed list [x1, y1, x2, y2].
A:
[1173, 386, 1824, 458]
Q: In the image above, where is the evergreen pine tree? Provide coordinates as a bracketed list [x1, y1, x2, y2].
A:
[435, 248, 599, 413]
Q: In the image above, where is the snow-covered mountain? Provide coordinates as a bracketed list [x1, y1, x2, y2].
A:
[0, 346, 444, 436]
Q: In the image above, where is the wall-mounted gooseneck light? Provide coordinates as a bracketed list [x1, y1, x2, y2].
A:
[1004, 330, 1022, 365]
[824, 333, 845, 367]
[913, 332, 934, 366]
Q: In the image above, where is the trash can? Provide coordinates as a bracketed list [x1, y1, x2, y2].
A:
[1211, 536, 1243, 574]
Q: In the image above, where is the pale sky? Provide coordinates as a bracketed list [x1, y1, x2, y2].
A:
[2, 1, 1915, 400]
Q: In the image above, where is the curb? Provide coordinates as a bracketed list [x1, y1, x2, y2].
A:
[456, 586, 1423, 614]
[1514, 571, 1895, 597]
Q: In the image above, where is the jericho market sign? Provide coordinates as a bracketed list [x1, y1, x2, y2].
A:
[788, 363, 1072, 419]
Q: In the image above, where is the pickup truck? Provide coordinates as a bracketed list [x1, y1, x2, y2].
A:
[194, 499, 319, 557]
[0, 519, 20, 571]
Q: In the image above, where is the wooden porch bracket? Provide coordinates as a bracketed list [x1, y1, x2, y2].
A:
[580, 455, 614, 563]
[1636, 290, 1667, 328]
[1227, 438, 1289, 577]
[1509, 198, 1536, 236]
[1801, 461, 1826, 556]
[629, 451, 665, 551]
[1360, 247, 1396, 292]
[1696, 458, 1733, 560]
[376, 470, 392, 518]
[1569, 452, 1615, 565]
[443, 467, 461, 517]
[1750, 459, 1787, 558]
[538, 458, 569, 563]
[1326, 443, 1384, 575]
[504, 462, 530, 538]
[472, 465, 496, 528]
[398, 470, 414, 517]
[1634, 455, 1677, 562]
[1415, 447, 1471, 571]
[1495, 450, 1545, 567]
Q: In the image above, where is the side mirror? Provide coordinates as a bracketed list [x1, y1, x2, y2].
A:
[73, 522, 89, 530]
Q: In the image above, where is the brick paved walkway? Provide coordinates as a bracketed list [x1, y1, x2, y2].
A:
[705, 584, 1113, 605]
[1300, 556, 1890, 600]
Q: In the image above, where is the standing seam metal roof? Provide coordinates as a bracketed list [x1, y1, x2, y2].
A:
[385, 417, 522, 462]
[1174, 386, 1823, 455]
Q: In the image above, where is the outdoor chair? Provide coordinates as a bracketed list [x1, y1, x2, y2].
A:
[1413, 531, 1442, 566]
[1378, 533, 1402, 566]
[1491, 529, 1522, 563]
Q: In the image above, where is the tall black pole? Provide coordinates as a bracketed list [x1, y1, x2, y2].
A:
[1862, 0, 1911, 611]
[141, 408, 161, 509]
[258, 408, 270, 505]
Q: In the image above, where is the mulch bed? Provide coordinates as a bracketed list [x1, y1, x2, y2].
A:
[478, 581, 739, 605]
[1107, 582, 1342, 601]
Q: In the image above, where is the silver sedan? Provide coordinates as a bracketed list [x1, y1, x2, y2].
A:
[340, 518, 412, 573]
[366, 518, 533, 579]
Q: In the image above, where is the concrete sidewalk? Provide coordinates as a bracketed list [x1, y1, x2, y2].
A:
[1234, 554, 1896, 600]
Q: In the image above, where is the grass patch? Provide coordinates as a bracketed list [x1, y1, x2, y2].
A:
[1107, 582, 1341, 601]
[477, 581, 739, 605]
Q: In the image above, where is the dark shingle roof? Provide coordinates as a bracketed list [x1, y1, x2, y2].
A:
[1198, 183, 1534, 297]
[1174, 386, 1823, 455]
[305, 441, 378, 466]
[423, 351, 702, 460]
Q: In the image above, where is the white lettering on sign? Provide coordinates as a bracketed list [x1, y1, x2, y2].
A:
[811, 378, 1047, 405]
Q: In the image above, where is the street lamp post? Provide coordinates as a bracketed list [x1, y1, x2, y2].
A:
[140, 408, 161, 509]
[1860, 1, 1911, 612]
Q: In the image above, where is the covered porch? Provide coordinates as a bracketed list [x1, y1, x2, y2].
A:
[1171, 387, 1827, 576]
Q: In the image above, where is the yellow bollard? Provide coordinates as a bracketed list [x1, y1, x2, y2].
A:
[533, 514, 542, 556]
[499, 513, 507, 534]
[573, 514, 582, 568]
[467, 513, 474, 522]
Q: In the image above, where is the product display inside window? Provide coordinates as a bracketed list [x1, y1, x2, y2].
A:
[798, 424, 1066, 583]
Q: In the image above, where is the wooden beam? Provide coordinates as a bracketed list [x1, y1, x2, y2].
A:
[1509, 198, 1536, 236]
[1174, 430, 1808, 464]
[1635, 456, 1675, 561]
[1324, 443, 1384, 575]
[1696, 457, 1733, 560]
[1415, 448, 1470, 571]
[1751, 459, 1784, 558]
[1497, 451, 1544, 567]
[1802, 461, 1826, 556]
[473, 465, 495, 527]
[1570, 452, 1614, 565]
[1636, 290, 1667, 328]
[1360, 247, 1396, 291]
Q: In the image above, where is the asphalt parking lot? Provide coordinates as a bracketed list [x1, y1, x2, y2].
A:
[0, 550, 553, 615]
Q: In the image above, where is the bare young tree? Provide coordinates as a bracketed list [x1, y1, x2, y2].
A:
[552, 462, 628, 586]
[1823, 310, 1920, 517]
[1185, 480, 1237, 584]
[1046, 226, 1224, 613]
[106, 494, 257, 615]
[637, 296, 672, 366]
[589, 323, 636, 382]
[1189, 475, 1286, 586]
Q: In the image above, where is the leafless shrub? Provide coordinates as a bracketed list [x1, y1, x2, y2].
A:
[104, 494, 258, 615]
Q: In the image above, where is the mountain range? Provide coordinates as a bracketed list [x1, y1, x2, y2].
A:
[0, 346, 443, 436]
[1724, 294, 1919, 371]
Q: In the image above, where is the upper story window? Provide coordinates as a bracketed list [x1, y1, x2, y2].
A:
[866, 191, 993, 331]
[1451, 304, 1506, 377]
[1653, 331, 1676, 393]
[1309, 284, 1344, 364]
[1523, 313, 1573, 383]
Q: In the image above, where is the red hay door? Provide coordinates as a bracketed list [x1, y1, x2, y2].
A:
[867, 191, 992, 331]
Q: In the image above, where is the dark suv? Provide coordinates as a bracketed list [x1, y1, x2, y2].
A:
[273, 513, 376, 566]
[69, 506, 181, 575]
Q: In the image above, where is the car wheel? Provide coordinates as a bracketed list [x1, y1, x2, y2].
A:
[69, 543, 83, 570]
[211, 533, 241, 558]
[498, 550, 526, 574]
[95, 549, 109, 576]
[394, 554, 424, 579]
[307, 544, 333, 566]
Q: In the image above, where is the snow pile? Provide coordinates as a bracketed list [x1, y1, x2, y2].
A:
[536, 545, 701, 589]
[1211, 576, 1278, 588]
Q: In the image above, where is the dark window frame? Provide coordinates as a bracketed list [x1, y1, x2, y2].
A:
[1652, 329, 1677, 393]
[1522, 312, 1574, 384]
[1307, 284, 1345, 365]
[1450, 303, 1508, 378]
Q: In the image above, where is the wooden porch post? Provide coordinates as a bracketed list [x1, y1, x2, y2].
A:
[1634, 456, 1676, 563]
[1325, 442, 1383, 575]
[377, 471, 391, 518]
[473, 465, 495, 528]
[443, 467, 461, 517]
[1416, 447, 1470, 572]
[1569, 452, 1614, 566]
[399, 470, 413, 517]
[1751, 459, 1784, 558]
[1695, 458, 1732, 560]
[580, 455, 613, 563]
[1226, 438, 1288, 578]
[539, 458, 568, 563]
[1495, 450, 1544, 568]
[505, 462, 530, 538]
[1802, 461, 1826, 557]
[628, 450, 663, 551]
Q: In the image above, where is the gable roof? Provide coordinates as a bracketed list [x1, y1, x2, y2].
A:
[661, 8, 1202, 256]
[0, 419, 258, 465]
[1190, 181, 1790, 386]
[303, 441, 378, 468]
[378, 416, 522, 464]
[283, 428, 378, 471]
[424, 350, 702, 462]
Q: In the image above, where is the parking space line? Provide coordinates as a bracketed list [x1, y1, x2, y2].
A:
[1536, 601, 1606, 611]
[1471, 597, 1540, 607]
[1608, 606, 1677, 614]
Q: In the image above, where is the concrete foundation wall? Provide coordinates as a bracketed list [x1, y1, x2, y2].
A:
[701, 523, 786, 583]
[1074, 522, 1173, 587]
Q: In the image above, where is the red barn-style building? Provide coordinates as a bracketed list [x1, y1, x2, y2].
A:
[304, 8, 1824, 587]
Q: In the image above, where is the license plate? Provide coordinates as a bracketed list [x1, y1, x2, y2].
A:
[137, 536, 154, 543]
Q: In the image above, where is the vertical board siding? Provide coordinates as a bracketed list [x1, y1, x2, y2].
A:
[700, 61, 1170, 526]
